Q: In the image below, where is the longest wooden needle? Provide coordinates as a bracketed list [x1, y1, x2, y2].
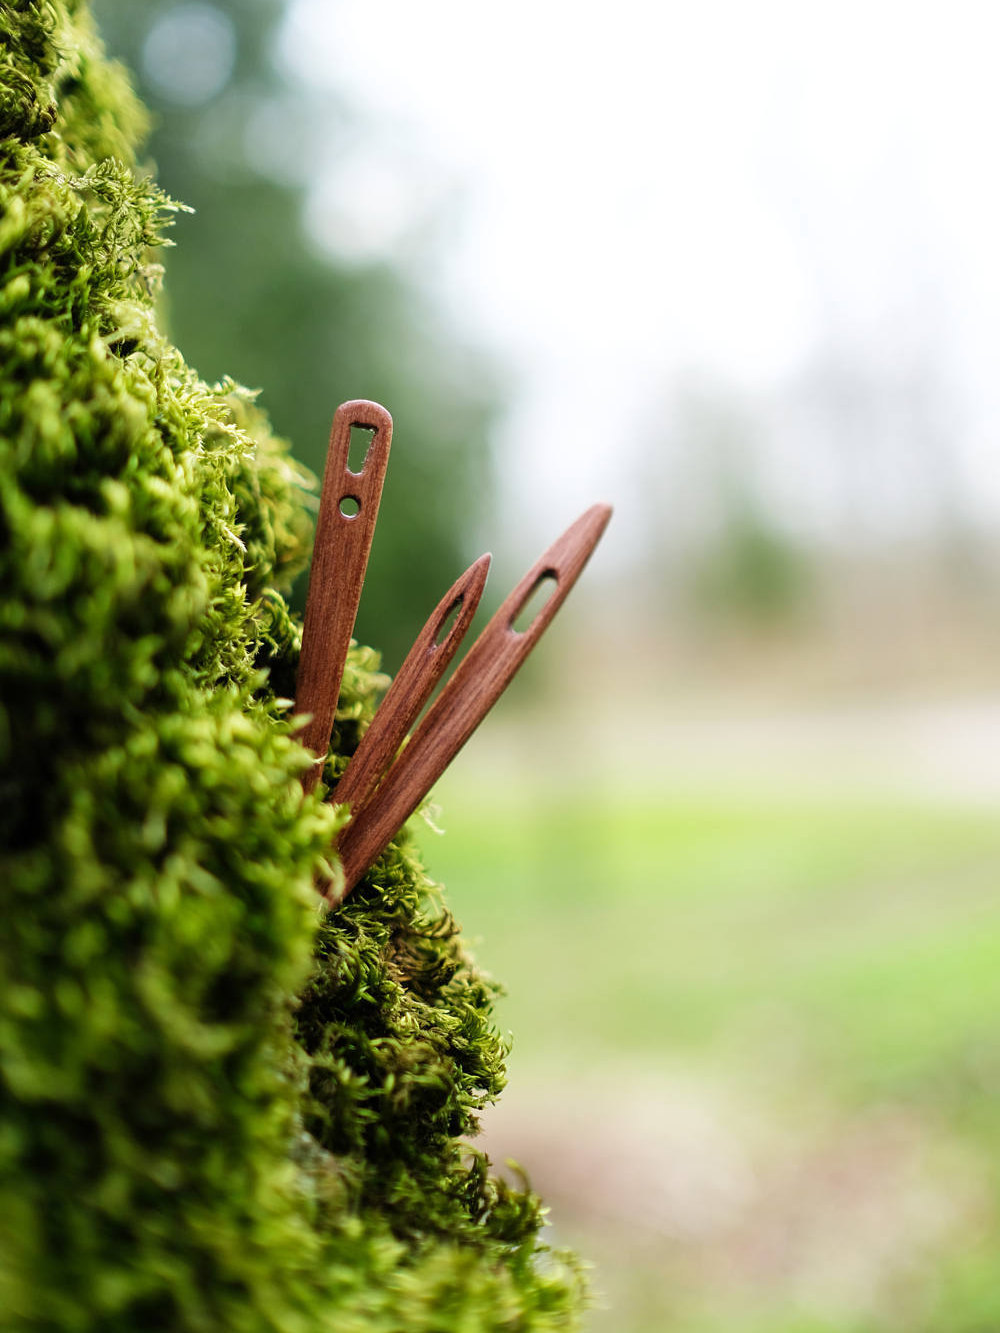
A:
[332, 503, 612, 902]
[331, 553, 492, 819]
[296, 400, 392, 795]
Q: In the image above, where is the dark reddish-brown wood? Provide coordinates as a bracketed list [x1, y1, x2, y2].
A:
[296, 400, 392, 794]
[331, 552, 492, 819]
[332, 503, 612, 902]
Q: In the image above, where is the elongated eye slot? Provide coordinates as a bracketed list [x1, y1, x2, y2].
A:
[339, 495, 361, 518]
[511, 571, 558, 635]
[434, 595, 464, 646]
[348, 425, 376, 474]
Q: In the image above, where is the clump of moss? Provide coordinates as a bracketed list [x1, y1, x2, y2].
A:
[0, 3, 584, 1329]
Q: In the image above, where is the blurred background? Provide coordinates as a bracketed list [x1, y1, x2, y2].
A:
[94, 2, 1000, 1328]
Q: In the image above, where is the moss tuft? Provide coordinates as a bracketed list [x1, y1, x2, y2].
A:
[0, 3, 585, 1329]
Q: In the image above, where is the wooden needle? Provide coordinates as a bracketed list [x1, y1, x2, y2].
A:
[296, 400, 392, 794]
[331, 553, 492, 819]
[332, 503, 612, 902]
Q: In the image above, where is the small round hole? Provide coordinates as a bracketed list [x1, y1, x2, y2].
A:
[339, 495, 361, 518]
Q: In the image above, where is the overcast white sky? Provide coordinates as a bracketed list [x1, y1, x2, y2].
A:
[269, 1, 1000, 569]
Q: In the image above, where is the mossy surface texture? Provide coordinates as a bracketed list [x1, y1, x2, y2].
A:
[0, 4, 583, 1329]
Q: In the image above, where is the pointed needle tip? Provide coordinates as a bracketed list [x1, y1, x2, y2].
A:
[469, 551, 492, 585]
[585, 502, 613, 544]
[571, 502, 613, 545]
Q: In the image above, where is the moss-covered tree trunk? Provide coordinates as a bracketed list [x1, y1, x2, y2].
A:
[0, 4, 583, 1328]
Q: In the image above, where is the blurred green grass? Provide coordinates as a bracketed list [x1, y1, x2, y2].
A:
[414, 778, 1000, 1332]
[420, 787, 1000, 1088]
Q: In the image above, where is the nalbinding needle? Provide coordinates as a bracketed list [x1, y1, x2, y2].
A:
[295, 400, 392, 795]
[331, 552, 492, 820]
[330, 503, 612, 903]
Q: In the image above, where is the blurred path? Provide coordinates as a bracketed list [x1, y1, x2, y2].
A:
[450, 693, 1000, 804]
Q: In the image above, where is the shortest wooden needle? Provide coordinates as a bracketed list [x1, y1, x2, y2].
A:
[296, 400, 392, 795]
[330, 553, 492, 819]
[332, 502, 612, 903]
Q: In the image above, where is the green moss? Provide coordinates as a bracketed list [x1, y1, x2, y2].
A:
[0, 3, 584, 1329]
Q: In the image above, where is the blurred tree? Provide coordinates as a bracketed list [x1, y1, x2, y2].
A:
[691, 500, 811, 627]
[643, 381, 812, 629]
[92, 0, 499, 671]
